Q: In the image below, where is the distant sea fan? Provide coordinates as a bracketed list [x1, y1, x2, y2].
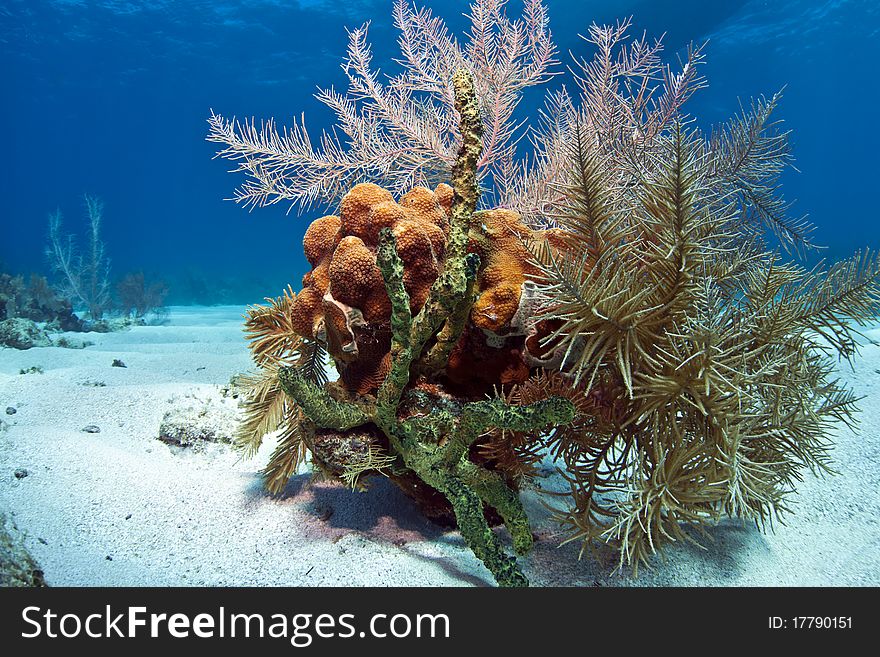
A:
[45, 194, 111, 321]
[117, 272, 168, 319]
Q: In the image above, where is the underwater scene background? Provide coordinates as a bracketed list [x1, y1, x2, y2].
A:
[3, 0, 879, 301]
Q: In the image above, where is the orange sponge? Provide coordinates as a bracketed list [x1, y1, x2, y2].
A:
[292, 183, 565, 395]
[293, 183, 451, 394]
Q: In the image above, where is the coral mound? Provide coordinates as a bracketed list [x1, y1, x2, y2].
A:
[293, 182, 562, 395]
[221, 4, 880, 588]
[235, 70, 578, 587]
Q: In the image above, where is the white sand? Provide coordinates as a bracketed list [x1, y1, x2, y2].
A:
[1, 305, 878, 586]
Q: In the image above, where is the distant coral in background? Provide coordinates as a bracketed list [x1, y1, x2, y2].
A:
[213, 0, 880, 585]
[46, 194, 111, 321]
[40, 195, 168, 330]
[0, 194, 173, 348]
[117, 271, 168, 319]
[0, 272, 82, 331]
[0, 269, 87, 349]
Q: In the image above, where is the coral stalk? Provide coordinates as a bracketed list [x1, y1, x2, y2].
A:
[277, 369, 371, 431]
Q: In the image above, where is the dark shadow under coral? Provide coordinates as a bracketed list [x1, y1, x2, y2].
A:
[244, 471, 446, 542]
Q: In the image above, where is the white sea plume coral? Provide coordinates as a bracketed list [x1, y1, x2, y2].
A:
[207, 0, 557, 212]
[207, 6, 715, 230]
[45, 194, 111, 321]
[497, 19, 709, 226]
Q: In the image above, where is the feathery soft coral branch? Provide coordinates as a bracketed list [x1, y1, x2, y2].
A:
[208, 0, 557, 213]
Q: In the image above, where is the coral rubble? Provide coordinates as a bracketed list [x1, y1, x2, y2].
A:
[158, 393, 240, 449]
[0, 512, 46, 587]
[0, 317, 51, 350]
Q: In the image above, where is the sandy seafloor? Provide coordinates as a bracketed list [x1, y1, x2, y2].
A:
[1, 305, 878, 587]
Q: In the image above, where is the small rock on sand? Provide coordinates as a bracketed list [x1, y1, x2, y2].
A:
[157, 393, 239, 448]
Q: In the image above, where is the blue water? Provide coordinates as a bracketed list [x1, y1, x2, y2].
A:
[3, 0, 878, 304]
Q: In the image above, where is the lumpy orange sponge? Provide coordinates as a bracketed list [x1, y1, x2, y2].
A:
[292, 182, 565, 395]
[469, 209, 536, 333]
[292, 183, 451, 393]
